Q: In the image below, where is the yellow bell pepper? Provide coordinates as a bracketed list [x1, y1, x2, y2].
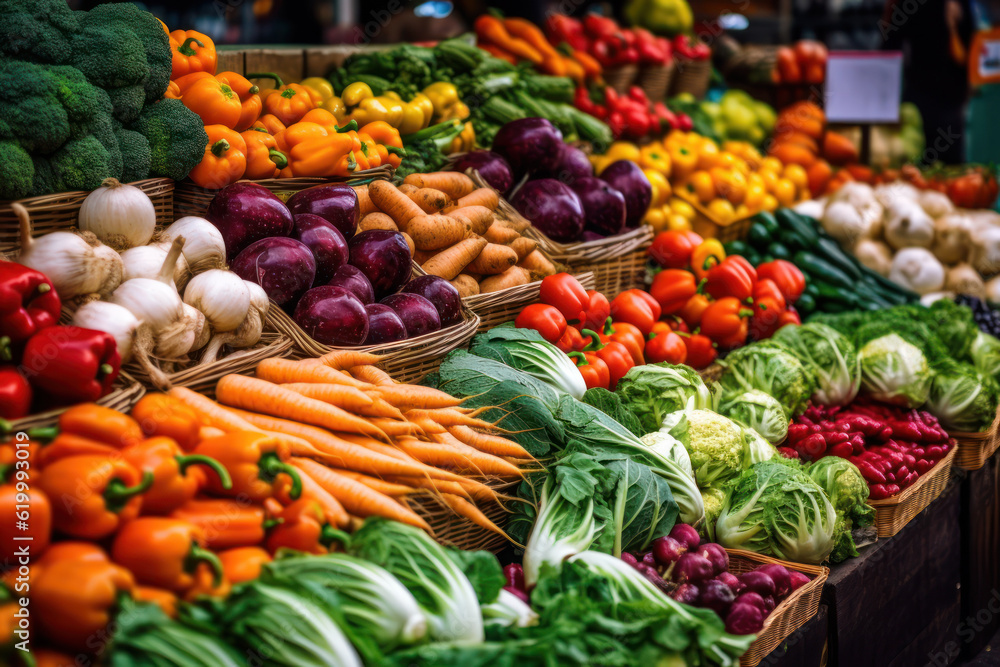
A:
[300, 77, 335, 102]
[604, 141, 642, 163]
[447, 121, 476, 155]
[643, 206, 669, 234]
[644, 168, 671, 208]
[321, 95, 346, 123]
[341, 83, 405, 128]
[274, 122, 360, 178]
[667, 143, 698, 182]
[387, 92, 433, 135]
[590, 154, 611, 175]
[639, 144, 672, 176]
[423, 82, 462, 122]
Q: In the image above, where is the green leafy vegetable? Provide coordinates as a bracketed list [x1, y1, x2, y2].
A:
[718, 343, 817, 417]
[614, 362, 712, 433]
[470, 326, 586, 399]
[925, 359, 1000, 431]
[857, 333, 932, 407]
[447, 548, 507, 605]
[482, 589, 539, 629]
[719, 389, 789, 444]
[582, 387, 644, 437]
[640, 431, 705, 526]
[971, 331, 1000, 379]
[771, 322, 860, 406]
[661, 409, 749, 489]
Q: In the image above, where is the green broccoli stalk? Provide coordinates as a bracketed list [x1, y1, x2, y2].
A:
[0, 0, 80, 65]
[128, 99, 208, 182]
[0, 141, 35, 199]
[115, 129, 152, 183]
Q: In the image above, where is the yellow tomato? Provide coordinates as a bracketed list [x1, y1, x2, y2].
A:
[783, 163, 809, 194]
[759, 169, 780, 193]
[743, 182, 766, 212]
[667, 214, 693, 232]
[684, 170, 716, 203]
[644, 206, 669, 233]
[735, 203, 751, 219]
[695, 141, 719, 170]
[773, 178, 797, 206]
[759, 156, 784, 173]
[669, 197, 696, 221]
[710, 167, 747, 206]
[762, 193, 779, 212]
[706, 198, 736, 224]
[605, 141, 642, 163]
[644, 169, 671, 207]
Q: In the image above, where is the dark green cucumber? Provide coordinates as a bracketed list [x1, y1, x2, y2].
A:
[793, 251, 856, 290]
[776, 209, 820, 245]
[814, 237, 863, 281]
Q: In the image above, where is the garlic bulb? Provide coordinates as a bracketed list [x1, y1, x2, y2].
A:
[71, 300, 141, 363]
[14, 202, 123, 298]
[121, 244, 191, 290]
[111, 237, 185, 333]
[156, 303, 206, 358]
[183, 270, 250, 333]
[78, 178, 156, 251]
[159, 217, 227, 274]
[200, 280, 269, 364]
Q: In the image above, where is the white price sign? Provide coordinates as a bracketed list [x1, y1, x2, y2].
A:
[824, 51, 903, 124]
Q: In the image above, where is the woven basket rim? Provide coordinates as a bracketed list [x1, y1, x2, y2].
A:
[462, 270, 596, 312]
[675, 189, 760, 230]
[0, 177, 174, 209]
[7, 369, 145, 431]
[948, 402, 1000, 441]
[173, 165, 394, 194]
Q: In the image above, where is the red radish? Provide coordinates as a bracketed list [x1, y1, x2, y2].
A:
[641, 552, 657, 569]
[726, 603, 764, 634]
[637, 563, 671, 592]
[652, 536, 686, 566]
[762, 595, 776, 614]
[620, 552, 639, 568]
[504, 585, 530, 604]
[504, 563, 525, 590]
[673, 552, 713, 584]
[670, 582, 700, 605]
[788, 571, 811, 592]
[669, 523, 701, 551]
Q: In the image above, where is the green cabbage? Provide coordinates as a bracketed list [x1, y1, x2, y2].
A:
[858, 333, 932, 407]
[614, 362, 712, 433]
[717, 343, 817, 417]
[716, 460, 838, 564]
[925, 359, 999, 432]
[971, 331, 1000, 379]
[742, 427, 778, 466]
[720, 389, 789, 444]
[661, 409, 748, 489]
[772, 322, 860, 406]
[807, 456, 871, 563]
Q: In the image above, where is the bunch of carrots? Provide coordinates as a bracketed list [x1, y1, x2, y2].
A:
[473, 15, 601, 84]
[1, 351, 531, 656]
[354, 171, 556, 296]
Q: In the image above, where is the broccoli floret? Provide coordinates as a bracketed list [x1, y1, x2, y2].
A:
[49, 65, 115, 137]
[90, 115, 122, 181]
[29, 155, 56, 197]
[128, 99, 208, 181]
[72, 12, 149, 90]
[0, 0, 80, 65]
[105, 84, 146, 125]
[0, 60, 72, 154]
[115, 128, 152, 182]
[46, 135, 116, 192]
[83, 3, 171, 103]
[0, 141, 35, 199]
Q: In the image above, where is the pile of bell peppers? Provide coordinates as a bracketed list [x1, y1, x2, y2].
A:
[575, 85, 692, 140]
[647, 230, 807, 351]
[0, 261, 121, 421]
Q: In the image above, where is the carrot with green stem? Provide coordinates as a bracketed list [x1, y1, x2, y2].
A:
[256, 357, 373, 390]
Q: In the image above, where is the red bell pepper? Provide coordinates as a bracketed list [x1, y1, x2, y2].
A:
[582, 329, 634, 390]
[19, 326, 121, 406]
[0, 366, 31, 420]
[651, 318, 688, 336]
[515, 304, 568, 343]
[700, 297, 753, 349]
[683, 333, 718, 369]
[648, 230, 703, 269]
[653, 102, 679, 131]
[569, 351, 610, 390]
[650, 269, 699, 314]
[583, 290, 611, 331]
[539, 273, 589, 324]
[0, 261, 61, 350]
[600, 318, 645, 365]
[705, 256, 757, 301]
[583, 14, 619, 40]
[748, 278, 788, 341]
[545, 14, 589, 51]
[610, 289, 661, 335]
[555, 325, 585, 353]
[645, 331, 687, 365]
[678, 293, 711, 328]
[779, 307, 801, 328]
[756, 260, 805, 304]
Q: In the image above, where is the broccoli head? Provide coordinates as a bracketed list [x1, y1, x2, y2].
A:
[128, 99, 208, 181]
[90, 114, 123, 181]
[0, 60, 72, 154]
[0, 0, 80, 65]
[29, 155, 56, 197]
[105, 84, 147, 125]
[44, 135, 117, 192]
[115, 128, 152, 182]
[72, 10, 149, 90]
[83, 3, 171, 103]
[0, 141, 35, 200]
[48, 65, 115, 137]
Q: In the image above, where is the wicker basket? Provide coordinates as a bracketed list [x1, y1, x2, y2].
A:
[465, 272, 596, 331]
[675, 190, 757, 243]
[671, 57, 712, 100]
[604, 64, 639, 93]
[0, 178, 175, 253]
[726, 550, 829, 667]
[408, 480, 517, 553]
[268, 301, 480, 385]
[949, 404, 1000, 471]
[172, 166, 393, 218]
[868, 446, 957, 537]
[6, 370, 145, 431]
[637, 62, 675, 103]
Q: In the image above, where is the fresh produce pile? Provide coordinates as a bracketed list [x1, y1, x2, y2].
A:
[547, 13, 680, 76]
[576, 84, 693, 141]
[955, 294, 1000, 336]
[668, 90, 777, 147]
[473, 15, 600, 83]
[0, 0, 207, 198]
[714, 39, 828, 87]
[870, 103, 926, 169]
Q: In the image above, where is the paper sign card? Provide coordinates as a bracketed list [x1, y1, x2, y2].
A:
[824, 52, 903, 123]
[970, 28, 1000, 86]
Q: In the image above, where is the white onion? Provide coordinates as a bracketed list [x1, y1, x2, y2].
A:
[120, 244, 191, 289]
[159, 216, 227, 274]
[71, 300, 141, 363]
[78, 178, 156, 251]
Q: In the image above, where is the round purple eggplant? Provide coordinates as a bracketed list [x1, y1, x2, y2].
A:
[600, 160, 652, 228]
[230, 237, 316, 307]
[348, 230, 412, 300]
[363, 303, 407, 344]
[400, 275, 462, 326]
[291, 214, 349, 286]
[572, 176, 627, 236]
[538, 143, 593, 186]
[327, 265, 375, 305]
[293, 286, 369, 345]
[286, 184, 360, 238]
[511, 179, 584, 243]
[491, 118, 563, 179]
[206, 182, 294, 260]
[379, 293, 440, 338]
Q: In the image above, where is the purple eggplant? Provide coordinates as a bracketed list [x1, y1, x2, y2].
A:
[572, 176, 627, 237]
[327, 265, 375, 305]
[600, 160, 652, 228]
[491, 118, 563, 179]
[230, 237, 316, 307]
[511, 179, 584, 243]
[363, 303, 407, 344]
[287, 184, 360, 238]
[379, 293, 441, 338]
[291, 214, 349, 286]
[206, 182, 294, 260]
[293, 286, 369, 345]
[451, 151, 513, 194]
[348, 230, 412, 300]
[400, 275, 462, 326]
[538, 143, 593, 186]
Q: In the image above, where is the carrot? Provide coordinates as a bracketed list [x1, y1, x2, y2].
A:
[446, 188, 499, 212]
[402, 172, 475, 199]
[334, 432, 423, 463]
[292, 466, 350, 527]
[441, 493, 510, 538]
[518, 249, 557, 275]
[422, 236, 487, 280]
[447, 424, 531, 458]
[397, 435, 524, 477]
[257, 358, 372, 390]
[407, 214, 471, 250]
[508, 237, 538, 261]
[357, 397, 406, 421]
[406, 408, 498, 429]
[407, 187, 450, 213]
[479, 266, 531, 293]
[414, 248, 439, 265]
[290, 457, 431, 530]
[369, 179, 424, 227]
[449, 274, 480, 297]
[483, 223, 520, 245]
[369, 383, 462, 409]
[446, 205, 494, 235]
[349, 365, 395, 386]
[353, 185, 378, 217]
[561, 57, 585, 84]
[325, 469, 415, 496]
[401, 232, 415, 257]
[317, 350, 383, 370]
[274, 382, 374, 412]
[478, 42, 518, 65]
[216, 374, 391, 442]
[408, 416, 447, 435]
[474, 15, 543, 65]
[359, 211, 398, 232]
[466, 243, 517, 275]
[398, 183, 419, 195]
[503, 17, 559, 58]
[573, 49, 602, 80]
[367, 417, 424, 437]
[387, 475, 500, 503]
[168, 387, 265, 434]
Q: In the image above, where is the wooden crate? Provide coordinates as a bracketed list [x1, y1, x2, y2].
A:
[304, 44, 389, 77]
[215, 47, 246, 75]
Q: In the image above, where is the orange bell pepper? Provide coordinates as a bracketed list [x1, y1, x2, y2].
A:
[250, 72, 317, 125]
[354, 132, 382, 170]
[111, 517, 224, 593]
[172, 70, 215, 96]
[598, 318, 646, 366]
[216, 71, 263, 131]
[700, 297, 753, 349]
[2, 541, 108, 598]
[57, 402, 143, 448]
[690, 238, 726, 280]
[134, 585, 179, 618]
[170, 499, 275, 550]
[183, 563, 232, 601]
[169, 29, 216, 79]
[182, 76, 242, 128]
[359, 121, 405, 169]
[218, 546, 272, 584]
[568, 351, 610, 390]
[164, 79, 181, 99]
[36, 432, 116, 468]
[299, 108, 348, 133]
[0, 473, 51, 564]
[254, 114, 287, 135]
[189, 125, 247, 189]
[265, 497, 342, 555]
[123, 436, 232, 515]
[131, 393, 202, 452]
[32, 557, 134, 653]
[241, 127, 288, 179]
[274, 122, 359, 178]
[193, 432, 301, 502]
